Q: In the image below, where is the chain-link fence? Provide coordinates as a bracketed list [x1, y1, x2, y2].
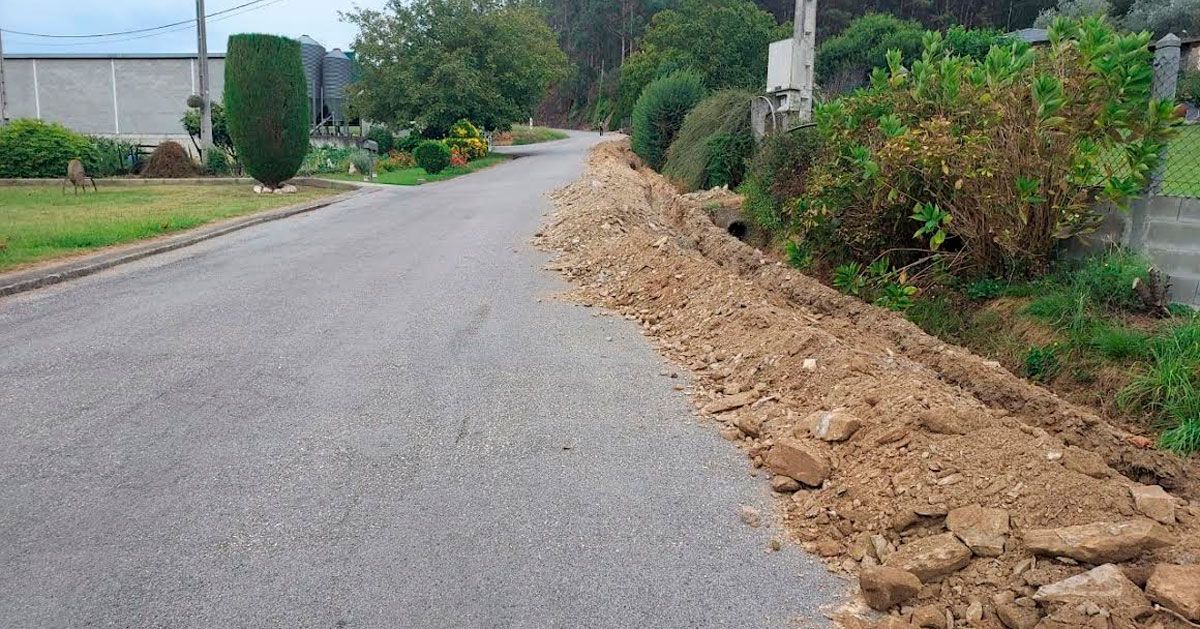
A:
[1159, 123, 1200, 198]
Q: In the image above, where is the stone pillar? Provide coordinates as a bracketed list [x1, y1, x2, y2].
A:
[1149, 34, 1181, 195]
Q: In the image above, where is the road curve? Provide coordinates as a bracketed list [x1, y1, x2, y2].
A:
[0, 131, 843, 628]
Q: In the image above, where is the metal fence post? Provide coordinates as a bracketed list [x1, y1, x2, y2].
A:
[1149, 34, 1181, 196]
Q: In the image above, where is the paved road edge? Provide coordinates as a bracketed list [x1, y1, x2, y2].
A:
[0, 186, 374, 298]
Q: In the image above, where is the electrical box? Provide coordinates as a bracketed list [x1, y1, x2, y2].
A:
[766, 39, 803, 95]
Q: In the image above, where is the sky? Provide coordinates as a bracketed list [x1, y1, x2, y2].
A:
[0, 0, 390, 55]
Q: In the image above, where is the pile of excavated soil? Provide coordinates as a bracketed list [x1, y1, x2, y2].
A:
[536, 139, 1200, 628]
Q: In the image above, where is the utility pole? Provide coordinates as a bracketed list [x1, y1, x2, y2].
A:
[0, 27, 9, 125]
[195, 0, 213, 160]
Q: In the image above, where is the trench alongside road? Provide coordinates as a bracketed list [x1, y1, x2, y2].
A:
[0, 132, 842, 628]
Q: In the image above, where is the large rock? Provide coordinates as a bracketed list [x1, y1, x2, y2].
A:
[1146, 564, 1200, 621]
[803, 409, 863, 442]
[859, 566, 922, 611]
[995, 603, 1041, 629]
[884, 533, 972, 582]
[1022, 519, 1174, 563]
[947, 504, 1010, 557]
[1061, 446, 1111, 479]
[765, 439, 830, 487]
[1130, 484, 1175, 525]
[1033, 564, 1150, 619]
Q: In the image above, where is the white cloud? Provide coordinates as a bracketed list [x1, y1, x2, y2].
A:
[1, 0, 390, 54]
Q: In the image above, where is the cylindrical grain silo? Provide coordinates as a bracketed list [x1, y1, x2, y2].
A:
[322, 48, 352, 128]
[299, 35, 325, 125]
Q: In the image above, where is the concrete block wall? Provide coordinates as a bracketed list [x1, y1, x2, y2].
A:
[1137, 197, 1200, 306]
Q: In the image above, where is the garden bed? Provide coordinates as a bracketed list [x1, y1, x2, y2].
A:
[0, 183, 338, 273]
[322, 154, 513, 186]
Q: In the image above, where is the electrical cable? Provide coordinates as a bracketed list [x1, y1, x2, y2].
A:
[1, 0, 277, 39]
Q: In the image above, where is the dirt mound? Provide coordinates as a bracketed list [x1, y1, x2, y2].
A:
[536, 139, 1200, 627]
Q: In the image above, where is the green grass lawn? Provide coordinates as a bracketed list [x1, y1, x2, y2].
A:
[326, 154, 512, 186]
[1161, 124, 1200, 197]
[0, 184, 337, 273]
[501, 126, 569, 146]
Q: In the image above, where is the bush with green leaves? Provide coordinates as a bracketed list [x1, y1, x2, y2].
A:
[300, 145, 354, 175]
[224, 33, 309, 188]
[85, 136, 139, 177]
[366, 126, 395, 154]
[395, 132, 423, 153]
[182, 100, 237, 163]
[631, 71, 706, 171]
[444, 119, 488, 161]
[349, 149, 376, 176]
[414, 140, 451, 174]
[800, 18, 1177, 279]
[205, 149, 231, 175]
[662, 89, 755, 192]
[740, 127, 823, 234]
[0, 119, 95, 178]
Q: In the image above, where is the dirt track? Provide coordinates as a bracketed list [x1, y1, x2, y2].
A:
[537, 138, 1200, 627]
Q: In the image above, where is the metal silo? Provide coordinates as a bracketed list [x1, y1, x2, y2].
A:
[299, 35, 325, 125]
[322, 48, 352, 129]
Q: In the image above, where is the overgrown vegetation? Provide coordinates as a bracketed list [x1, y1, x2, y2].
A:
[799, 18, 1175, 279]
[182, 100, 238, 166]
[0, 119, 94, 179]
[224, 33, 309, 188]
[740, 127, 823, 234]
[662, 89, 755, 191]
[142, 142, 198, 178]
[631, 71, 707, 171]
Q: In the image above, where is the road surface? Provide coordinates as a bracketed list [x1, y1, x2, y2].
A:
[0, 132, 842, 628]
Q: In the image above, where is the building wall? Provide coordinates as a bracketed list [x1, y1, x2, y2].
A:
[4, 55, 226, 141]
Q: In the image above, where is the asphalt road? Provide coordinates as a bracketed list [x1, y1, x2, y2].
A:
[0, 132, 842, 628]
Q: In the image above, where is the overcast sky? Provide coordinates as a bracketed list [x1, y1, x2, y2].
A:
[0, 0, 390, 55]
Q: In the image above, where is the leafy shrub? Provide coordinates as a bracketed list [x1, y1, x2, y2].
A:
[85, 136, 139, 177]
[300, 145, 354, 175]
[225, 33, 309, 188]
[631, 71, 706, 171]
[366, 126, 395, 154]
[662, 89, 755, 191]
[740, 127, 822, 233]
[1178, 70, 1200, 107]
[182, 100, 237, 163]
[395, 132, 423, 153]
[800, 19, 1177, 278]
[142, 142, 198, 178]
[377, 151, 416, 172]
[0, 119, 95, 178]
[1023, 344, 1062, 382]
[348, 149, 376, 176]
[705, 133, 755, 189]
[414, 140, 452, 174]
[444, 119, 488, 161]
[784, 240, 813, 269]
[205, 149, 231, 175]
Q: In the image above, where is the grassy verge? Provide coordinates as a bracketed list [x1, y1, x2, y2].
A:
[0, 184, 337, 272]
[495, 126, 568, 146]
[900, 251, 1200, 453]
[327, 154, 512, 186]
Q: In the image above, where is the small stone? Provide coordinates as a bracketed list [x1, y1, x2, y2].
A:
[1130, 484, 1175, 525]
[702, 391, 758, 414]
[740, 505, 762, 528]
[814, 539, 844, 557]
[803, 409, 864, 442]
[884, 533, 972, 583]
[1034, 564, 1150, 618]
[770, 475, 801, 493]
[947, 504, 1010, 557]
[1061, 446, 1112, 479]
[911, 605, 948, 629]
[859, 567, 922, 611]
[719, 425, 741, 441]
[764, 438, 830, 487]
[734, 413, 765, 438]
[964, 599, 983, 622]
[801, 358, 817, 371]
[1022, 520, 1175, 563]
[1146, 564, 1200, 621]
[871, 534, 893, 562]
[767, 538, 783, 552]
[996, 603, 1041, 629]
[919, 409, 966, 435]
[280, 183, 298, 193]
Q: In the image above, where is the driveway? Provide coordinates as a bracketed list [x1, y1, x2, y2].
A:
[0, 131, 842, 628]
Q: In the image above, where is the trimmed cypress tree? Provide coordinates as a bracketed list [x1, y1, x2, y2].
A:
[224, 34, 309, 188]
[631, 71, 706, 172]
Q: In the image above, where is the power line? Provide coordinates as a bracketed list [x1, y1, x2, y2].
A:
[2, 0, 289, 48]
[0, 0, 277, 39]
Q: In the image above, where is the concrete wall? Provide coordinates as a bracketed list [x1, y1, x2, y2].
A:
[1081, 197, 1200, 307]
[4, 54, 225, 141]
